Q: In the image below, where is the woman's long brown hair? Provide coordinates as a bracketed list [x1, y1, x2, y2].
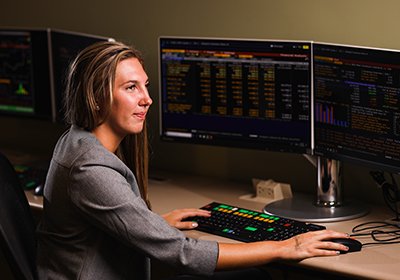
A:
[64, 41, 150, 207]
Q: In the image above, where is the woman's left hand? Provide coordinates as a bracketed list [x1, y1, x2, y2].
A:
[162, 208, 211, 230]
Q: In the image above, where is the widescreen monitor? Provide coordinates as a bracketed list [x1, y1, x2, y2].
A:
[159, 37, 312, 154]
[313, 42, 400, 174]
[0, 28, 52, 120]
[264, 42, 398, 222]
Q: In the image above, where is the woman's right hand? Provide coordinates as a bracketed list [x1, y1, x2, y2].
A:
[278, 229, 350, 260]
[216, 229, 350, 270]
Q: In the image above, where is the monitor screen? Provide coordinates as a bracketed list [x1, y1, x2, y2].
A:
[159, 37, 312, 154]
[313, 42, 400, 173]
[0, 28, 52, 119]
[50, 29, 113, 123]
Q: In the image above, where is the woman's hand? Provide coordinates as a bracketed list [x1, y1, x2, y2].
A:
[216, 229, 350, 270]
[162, 208, 211, 230]
[279, 229, 351, 260]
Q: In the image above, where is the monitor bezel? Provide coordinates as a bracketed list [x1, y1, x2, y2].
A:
[158, 36, 314, 155]
[49, 29, 114, 123]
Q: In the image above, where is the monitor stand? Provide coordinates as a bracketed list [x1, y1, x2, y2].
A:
[263, 156, 369, 223]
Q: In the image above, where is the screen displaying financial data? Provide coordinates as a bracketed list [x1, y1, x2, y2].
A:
[0, 29, 52, 119]
[313, 43, 400, 173]
[0, 28, 112, 122]
[159, 37, 312, 154]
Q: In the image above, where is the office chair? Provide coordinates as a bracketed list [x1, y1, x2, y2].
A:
[0, 153, 38, 280]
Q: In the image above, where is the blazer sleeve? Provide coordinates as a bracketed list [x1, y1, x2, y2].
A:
[68, 158, 219, 276]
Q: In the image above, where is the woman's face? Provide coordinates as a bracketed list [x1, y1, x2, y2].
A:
[106, 57, 152, 138]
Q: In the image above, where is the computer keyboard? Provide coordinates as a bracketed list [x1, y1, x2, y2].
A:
[188, 202, 326, 242]
[13, 164, 47, 192]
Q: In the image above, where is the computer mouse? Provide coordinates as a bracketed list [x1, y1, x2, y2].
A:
[34, 184, 45, 196]
[329, 238, 362, 253]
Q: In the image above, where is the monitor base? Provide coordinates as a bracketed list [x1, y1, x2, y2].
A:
[263, 193, 369, 223]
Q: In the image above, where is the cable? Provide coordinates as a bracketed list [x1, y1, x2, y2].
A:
[351, 221, 400, 246]
[389, 173, 400, 221]
[369, 170, 400, 219]
[349, 172, 400, 247]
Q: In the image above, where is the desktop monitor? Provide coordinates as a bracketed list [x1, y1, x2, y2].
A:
[264, 42, 400, 222]
[313, 42, 400, 173]
[50, 29, 114, 123]
[0, 28, 52, 120]
[159, 37, 313, 154]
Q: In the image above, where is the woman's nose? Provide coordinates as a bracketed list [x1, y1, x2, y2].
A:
[140, 90, 152, 107]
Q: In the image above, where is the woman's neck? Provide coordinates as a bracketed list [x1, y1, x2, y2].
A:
[92, 124, 123, 153]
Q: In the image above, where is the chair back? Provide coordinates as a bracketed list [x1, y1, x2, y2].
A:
[0, 153, 38, 280]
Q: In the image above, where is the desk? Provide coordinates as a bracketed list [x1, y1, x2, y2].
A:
[26, 171, 400, 280]
[25, 190, 43, 210]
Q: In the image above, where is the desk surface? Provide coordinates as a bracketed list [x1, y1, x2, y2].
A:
[26, 171, 400, 280]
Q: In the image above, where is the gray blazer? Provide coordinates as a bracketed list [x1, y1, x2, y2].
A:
[37, 125, 218, 279]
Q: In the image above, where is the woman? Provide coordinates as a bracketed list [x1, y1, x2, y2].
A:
[36, 41, 350, 279]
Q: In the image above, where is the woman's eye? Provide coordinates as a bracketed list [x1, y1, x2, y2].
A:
[127, 84, 136, 91]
